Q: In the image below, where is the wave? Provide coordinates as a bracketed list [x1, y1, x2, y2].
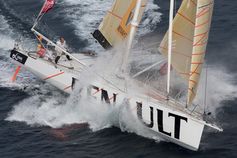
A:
[0, 15, 40, 89]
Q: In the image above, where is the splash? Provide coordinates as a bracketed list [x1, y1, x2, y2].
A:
[0, 14, 39, 89]
[195, 66, 237, 114]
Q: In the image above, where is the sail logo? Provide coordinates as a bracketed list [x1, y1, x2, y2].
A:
[117, 0, 137, 38]
[10, 50, 28, 65]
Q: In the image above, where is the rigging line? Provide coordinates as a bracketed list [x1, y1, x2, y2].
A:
[204, 63, 208, 114]
[134, 42, 161, 51]
[132, 59, 165, 78]
[175, 0, 177, 15]
[32, 29, 124, 91]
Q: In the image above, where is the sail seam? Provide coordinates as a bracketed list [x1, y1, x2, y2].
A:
[190, 0, 197, 6]
[159, 46, 192, 58]
[177, 12, 195, 25]
[195, 20, 209, 28]
[107, 11, 123, 20]
[173, 30, 193, 42]
[196, 7, 210, 18]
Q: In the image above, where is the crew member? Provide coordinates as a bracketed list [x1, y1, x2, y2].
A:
[55, 37, 72, 64]
[37, 44, 46, 58]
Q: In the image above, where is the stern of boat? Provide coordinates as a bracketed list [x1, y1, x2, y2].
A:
[130, 97, 205, 151]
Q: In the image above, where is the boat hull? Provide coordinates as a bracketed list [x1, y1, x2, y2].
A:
[10, 49, 205, 151]
[88, 84, 205, 151]
[10, 49, 76, 93]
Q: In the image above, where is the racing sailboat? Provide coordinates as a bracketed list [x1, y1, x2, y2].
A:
[86, 0, 222, 150]
[9, 0, 222, 151]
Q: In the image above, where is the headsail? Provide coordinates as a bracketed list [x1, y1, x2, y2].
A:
[159, 0, 214, 105]
[187, 0, 214, 105]
[92, 0, 148, 49]
[159, 0, 197, 81]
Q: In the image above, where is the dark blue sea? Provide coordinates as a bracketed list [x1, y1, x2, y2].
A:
[0, 0, 237, 157]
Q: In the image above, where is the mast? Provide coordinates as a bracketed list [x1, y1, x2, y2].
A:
[120, 0, 142, 74]
[167, 0, 175, 95]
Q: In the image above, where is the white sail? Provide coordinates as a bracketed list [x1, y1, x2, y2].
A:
[159, 0, 197, 80]
[188, 0, 214, 105]
[159, 0, 214, 105]
[93, 0, 148, 49]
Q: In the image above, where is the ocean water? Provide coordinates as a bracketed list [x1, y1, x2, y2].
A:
[0, 0, 237, 157]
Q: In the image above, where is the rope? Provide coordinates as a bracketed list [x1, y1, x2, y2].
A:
[204, 64, 208, 114]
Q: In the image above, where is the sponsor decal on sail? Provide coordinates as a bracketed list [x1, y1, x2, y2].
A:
[117, 0, 136, 38]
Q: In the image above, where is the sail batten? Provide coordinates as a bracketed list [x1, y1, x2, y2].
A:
[159, 0, 214, 105]
[93, 0, 148, 49]
[187, 0, 214, 105]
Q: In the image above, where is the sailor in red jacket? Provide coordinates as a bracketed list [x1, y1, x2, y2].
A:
[37, 44, 46, 58]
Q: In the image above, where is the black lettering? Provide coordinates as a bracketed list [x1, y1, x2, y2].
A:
[88, 86, 99, 96]
[157, 109, 171, 136]
[113, 93, 117, 103]
[168, 113, 188, 139]
[137, 102, 142, 119]
[136, 102, 154, 128]
[101, 89, 110, 104]
[72, 77, 77, 90]
[92, 86, 99, 91]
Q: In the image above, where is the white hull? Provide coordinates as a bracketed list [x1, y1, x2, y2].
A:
[10, 49, 209, 151]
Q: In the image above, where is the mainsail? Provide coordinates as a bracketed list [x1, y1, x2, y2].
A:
[159, 0, 214, 105]
[92, 0, 148, 49]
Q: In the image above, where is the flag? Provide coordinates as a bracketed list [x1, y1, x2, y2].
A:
[41, 0, 55, 14]
[35, 0, 55, 24]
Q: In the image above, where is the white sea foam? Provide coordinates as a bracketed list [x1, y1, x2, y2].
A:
[6, 78, 161, 141]
[0, 15, 38, 88]
[195, 67, 237, 114]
